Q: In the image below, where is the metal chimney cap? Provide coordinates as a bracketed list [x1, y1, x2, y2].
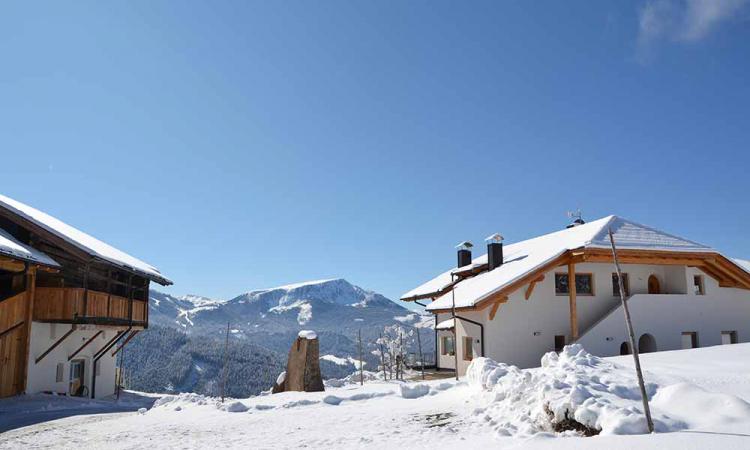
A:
[485, 233, 504, 243]
[455, 241, 473, 250]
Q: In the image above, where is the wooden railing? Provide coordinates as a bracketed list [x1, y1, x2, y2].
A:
[33, 288, 147, 324]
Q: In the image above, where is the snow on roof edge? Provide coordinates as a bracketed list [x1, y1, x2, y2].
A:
[0, 194, 171, 285]
[0, 228, 59, 268]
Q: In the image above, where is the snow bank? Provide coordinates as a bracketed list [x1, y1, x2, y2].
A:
[469, 345, 686, 436]
[298, 330, 317, 340]
[324, 370, 382, 387]
[399, 383, 430, 399]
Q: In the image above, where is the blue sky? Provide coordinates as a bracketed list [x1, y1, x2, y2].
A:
[2, 1, 749, 306]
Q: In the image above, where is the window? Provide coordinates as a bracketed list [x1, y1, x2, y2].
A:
[681, 331, 699, 349]
[56, 363, 64, 383]
[555, 273, 594, 295]
[612, 273, 630, 297]
[554, 335, 566, 353]
[441, 336, 455, 356]
[0, 269, 26, 301]
[721, 330, 738, 345]
[693, 275, 705, 295]
[463, 337, 474, 361]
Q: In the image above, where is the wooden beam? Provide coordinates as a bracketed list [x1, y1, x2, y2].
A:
[35, 325, 76, 364]
[21, 267, 36, 392]
[488, 296, 508, 320]
[568, 262, 578, 340]
[0, 321, 24, 339]
[93, 329, 127, 360]
[68, 330, 103, 361]
[110, 330, 140, 357]
[524, 275, 545, 300]
[0, 257, 25, 272]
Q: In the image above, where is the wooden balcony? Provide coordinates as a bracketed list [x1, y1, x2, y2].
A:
[33, 287, 147, 327]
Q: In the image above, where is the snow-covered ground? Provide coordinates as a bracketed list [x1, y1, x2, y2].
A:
[2, 344, 750, 449]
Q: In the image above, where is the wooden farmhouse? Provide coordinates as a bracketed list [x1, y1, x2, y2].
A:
[401, 216, 750, 376]
[0, 194, 171, 399]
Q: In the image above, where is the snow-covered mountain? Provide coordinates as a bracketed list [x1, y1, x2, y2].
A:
[134, 279, 434, 396]
[149, 278, 430, 336]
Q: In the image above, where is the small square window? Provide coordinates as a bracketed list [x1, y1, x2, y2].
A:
[721, 330, 738, 345]
[693, 275, 705, 295]
[612, 273, 630, 297]
[681, 331, 699, 349]
[555, 273, 594, 295]
[441, 336, 455, 356]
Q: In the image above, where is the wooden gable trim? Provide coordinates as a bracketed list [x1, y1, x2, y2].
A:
[472, 252, 573, 311]
[487, 295, 508, 320]
[524, 275, 545, 300]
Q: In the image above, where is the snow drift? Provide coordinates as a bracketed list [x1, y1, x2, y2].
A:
[467, 344, 750, 437]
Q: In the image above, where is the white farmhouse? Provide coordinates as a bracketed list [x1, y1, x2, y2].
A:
[401, 216, 750, 375]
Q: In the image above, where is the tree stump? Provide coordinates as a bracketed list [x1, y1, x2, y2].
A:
[272, 331, 324, 393]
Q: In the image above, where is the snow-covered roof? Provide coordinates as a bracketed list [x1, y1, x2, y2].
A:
[414, 215, 715, 311]
[734, 258, 750, 275]
[435, 318, 455, 330]
[0, 228, 59, 268]
[0, 194, 171, 285]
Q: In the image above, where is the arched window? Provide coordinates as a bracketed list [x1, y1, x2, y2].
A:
[619, 341, 631, 355]
[638, 333, 657, 353]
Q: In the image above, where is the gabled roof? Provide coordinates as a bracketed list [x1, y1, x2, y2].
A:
[0, 228, 59, 268]
[401, 215, 724, 312]
[0, 194, 171, 285]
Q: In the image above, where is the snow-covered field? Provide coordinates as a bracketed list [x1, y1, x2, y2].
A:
[2, 344, 750, 449]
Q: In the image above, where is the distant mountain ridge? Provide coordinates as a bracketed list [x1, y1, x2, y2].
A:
[148, 278, 427, 335]
[128, 279, 433, 397]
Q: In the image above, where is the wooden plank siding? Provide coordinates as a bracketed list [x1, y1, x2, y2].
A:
[33, 287, 147, 324]
[0, 291, 28, 397]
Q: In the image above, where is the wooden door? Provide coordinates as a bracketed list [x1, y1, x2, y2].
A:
[0, 291, 28, 398]
[0, 325, 25, 397]
[69, 360, 85, 396]
[648, 275, 661, 294]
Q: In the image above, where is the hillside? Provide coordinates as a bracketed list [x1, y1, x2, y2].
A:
[127, 279, 433, 396]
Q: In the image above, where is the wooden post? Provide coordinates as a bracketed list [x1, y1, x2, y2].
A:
[609, 228, 655, 433]
[220, 321, 230, 402]
[416, 327, 425, 380]
[127, 274, 133, 326]
[357, 329, 364, 385]
[378, 333, 386, 381]
[398, 332, 404, 380]
[82, 263, 90, 318]
[21, 266, 36, 393]
[451, 274, 459, 380]
[568, 262, 578, 340]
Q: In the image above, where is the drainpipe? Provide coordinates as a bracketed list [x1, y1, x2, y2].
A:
[434, 314, 438, 370]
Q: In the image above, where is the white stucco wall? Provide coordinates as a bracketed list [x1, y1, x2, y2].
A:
[26, 322, 119, 399]
[578, 267, 750, 355]
[434, 263, 750, 376]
